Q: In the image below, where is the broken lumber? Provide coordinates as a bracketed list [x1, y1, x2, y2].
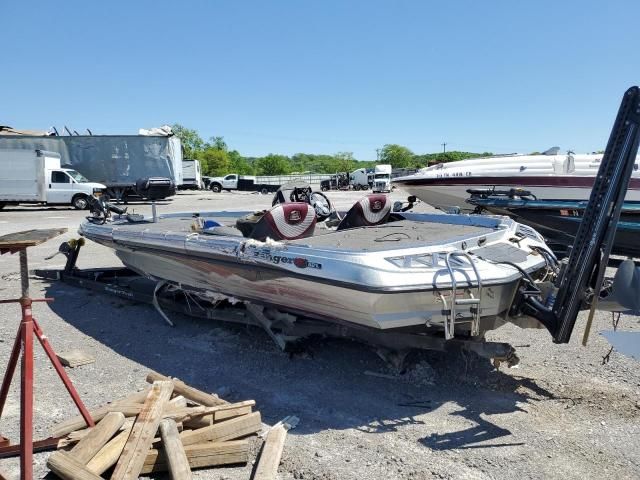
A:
[57, 350, 95, 368]
[111, 380, 174, 480]
[47, 450, 104, 480]
[85, 424, 133, 475]
[165, 400, 255, 423]
[69, 411, 125, 464]
[183, 404, 254, 429]
[141, 440, 249, 474]
[253, 424, 287, 480]
[146, 371, 227, 406]
[52, 388, 150, 437]
[180, 411, 262, 446]
[159, 419, 192, 480]
[167, 395, 187, 409]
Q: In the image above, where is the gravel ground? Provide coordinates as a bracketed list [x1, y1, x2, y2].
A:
[0, 190, 639, 479]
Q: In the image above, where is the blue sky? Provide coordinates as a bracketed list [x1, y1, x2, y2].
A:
[1, 1, 638, 159]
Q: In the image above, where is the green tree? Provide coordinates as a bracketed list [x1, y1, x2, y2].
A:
[228, 150, 254, 175]
[333, 152, 355, 173]
[209, 136, 227, 151]
[171, 124, 204, 159]
[379, 144, 414, 168]
[198, 147, 230, 176]
[255, 154, 291, 175]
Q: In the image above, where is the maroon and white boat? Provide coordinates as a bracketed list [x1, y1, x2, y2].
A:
[393, 150, 640, 212]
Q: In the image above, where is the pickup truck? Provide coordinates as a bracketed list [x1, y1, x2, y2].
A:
[208, 174, 280, 194]
[0, 149, 106, 209]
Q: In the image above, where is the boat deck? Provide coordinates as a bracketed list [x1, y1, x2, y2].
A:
[110, 214, 493, 253]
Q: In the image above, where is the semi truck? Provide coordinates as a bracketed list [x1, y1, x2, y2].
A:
[0, 134, 180, 201]
[180, 159, 203, 190]
[207, 174, 280, 194]
[0, 149, 106, 209]
[372, 164, 392, 193]
[349, 168, 373, 190]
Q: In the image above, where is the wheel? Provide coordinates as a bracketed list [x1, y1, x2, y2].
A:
[72, 194, 89, 210]
[320, 186, 328, 192]
[353, 185, 360, 191]
[0, 202, 5, 210]
[210, 183, 222, 193]
[260, 187, 269, 195]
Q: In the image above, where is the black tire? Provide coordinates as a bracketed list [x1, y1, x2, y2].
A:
[210, 183, 222, 193]
[0, 202, 5, 210]
[260, 187, 269, 195]
[320, 186, 328, 192]
[72, 194, 89, 210]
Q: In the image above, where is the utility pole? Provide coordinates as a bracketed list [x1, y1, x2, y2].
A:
[441, 142, 447, 154]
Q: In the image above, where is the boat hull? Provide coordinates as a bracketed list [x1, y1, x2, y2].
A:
[111, 244, 519, 333]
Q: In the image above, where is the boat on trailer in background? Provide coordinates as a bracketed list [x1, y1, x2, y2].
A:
[392, 148, 640, 213]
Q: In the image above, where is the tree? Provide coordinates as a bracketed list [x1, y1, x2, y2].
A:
[171, 124, 204, 159]
[198, 147, 230, 176]
[209, 136, 227, 151]
[379, 144, 414, 168]
[255, 154, 291, 175]
[228, 150, 254, 175]
[333, 152, 355, 173]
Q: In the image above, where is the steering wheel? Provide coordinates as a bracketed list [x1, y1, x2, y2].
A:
[308, 191, 332, 221]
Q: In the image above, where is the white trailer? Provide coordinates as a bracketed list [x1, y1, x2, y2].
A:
[180, 159, 203, 190]
[349, 168, 372, 190]
[372, 164, 392, 193]
[0, 149, 106, 209]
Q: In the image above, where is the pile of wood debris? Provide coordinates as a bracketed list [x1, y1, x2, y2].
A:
[46, 371, 294, 479]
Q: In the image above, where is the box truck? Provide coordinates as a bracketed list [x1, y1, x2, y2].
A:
[0, 149, 106, 209]
[180, 159, 203, 190]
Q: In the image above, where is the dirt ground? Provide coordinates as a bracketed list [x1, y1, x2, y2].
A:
[0, 190, 638, 479]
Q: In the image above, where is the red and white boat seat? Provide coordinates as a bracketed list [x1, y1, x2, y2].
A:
[247, 202, 317, 241]
[337, 194, 391, 231]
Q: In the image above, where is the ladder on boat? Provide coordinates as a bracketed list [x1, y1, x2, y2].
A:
[441, 251, 483, 340]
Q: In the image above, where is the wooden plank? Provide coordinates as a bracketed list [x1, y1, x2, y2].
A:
[58, 419, 134, 449]
[167, 395, 187, 408]
[146, 371, 227, 406]
[141, 441, 248, 474]
[57, 350, 95, 368]
[158, 419, 192, 480]
[52, 402, 143, 438]
[47, 451, 104, 480]
[69, 411, 125, 464]
[183, 405, 253, 429]
[0, 228, 67, 249]
[85, 424, 133, 475]
[253, 424, 287, 480]
[165, 400, 255, 423]
[110, 381, 174, 480]
[180, 411, 262, 446]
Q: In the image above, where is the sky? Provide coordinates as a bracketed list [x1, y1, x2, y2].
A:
[1, 1, 638, 159]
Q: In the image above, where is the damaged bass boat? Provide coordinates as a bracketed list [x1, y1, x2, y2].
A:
[40, 87, 640, 366]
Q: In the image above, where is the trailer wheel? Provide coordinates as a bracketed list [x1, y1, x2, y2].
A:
[210, 183, 222, 193]
[71, 194, 89, 210]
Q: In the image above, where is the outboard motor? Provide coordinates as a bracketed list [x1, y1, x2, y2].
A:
[135, 177, 175, 200]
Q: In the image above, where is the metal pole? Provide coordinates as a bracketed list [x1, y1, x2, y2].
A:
[19, 250, 28, 298]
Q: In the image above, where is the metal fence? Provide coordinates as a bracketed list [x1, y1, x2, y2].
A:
[255, 173, 333, 185]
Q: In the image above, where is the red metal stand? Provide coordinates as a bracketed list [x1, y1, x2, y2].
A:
[0, 240, 95, 480]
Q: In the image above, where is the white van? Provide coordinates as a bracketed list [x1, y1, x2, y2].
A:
[0, 149, 106, 209]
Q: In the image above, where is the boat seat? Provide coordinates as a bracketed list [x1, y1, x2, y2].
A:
[337, 194, 391, 231]
[236, 202, 317, 241]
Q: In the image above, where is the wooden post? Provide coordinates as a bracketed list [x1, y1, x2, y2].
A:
[47, 450, 104, 480]
[69, 411, 125, 464]
[158, 419, 192, 480]
[141, 441, 249, 474]
[253, 424, 287, 480]
[85, 424, 133, 475]
[111, 381, 173, 480]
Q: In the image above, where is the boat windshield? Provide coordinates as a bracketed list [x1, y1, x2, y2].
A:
[66, 170, 90, 183]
